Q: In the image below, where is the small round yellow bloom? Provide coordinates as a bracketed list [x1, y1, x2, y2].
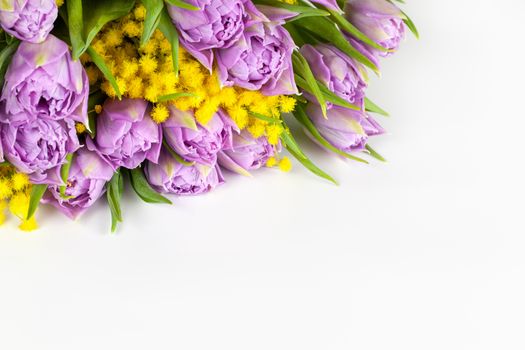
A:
[266, 157, 278, 168]
[11, 173, 30, 192]
[151, 104, 170, 124]
[279, 157, 293, 172]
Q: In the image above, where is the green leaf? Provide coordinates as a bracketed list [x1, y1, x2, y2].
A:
[26, 184, 48, 220]
[294, 105, 368, 164]
[327, 8, 390, 53]
[365, 97, 389, 117]
[141, 0, 164, 46]
[157, 92, 197, 103]
[86, 46, 121, 99]
[164, 0, 200, 10]
[158, 7, 181, 76]
[66, 0, 85, 60]
[365, 144, 386, 162]
[293, 16, 380, 74]
[280, 127, 307, 160]
[129, 167, 172, 204]
[294, 75, 359, 111]
[402, 10, 419, 39]
[0, 39, 19, 84]
[249, 111, 282, 124]
[107, 170, 124, 233]
[81, 0, 137, 59]
[285, 144, 337, 185]
[293, 51, 327, 118]
[67, 0, 137, 60]
[59, 154, 75, 199]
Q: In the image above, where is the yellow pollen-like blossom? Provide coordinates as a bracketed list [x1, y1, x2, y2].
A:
[0, 165, 38, 231]
[151, 104, 170, 123]
[278, 157, 293, 172]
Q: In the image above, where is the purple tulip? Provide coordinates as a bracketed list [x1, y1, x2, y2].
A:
[42, 148, 114, 220]
[0, 34, 89, 126]
[345, 0, 406, 56]
[145, 149, 225, 196]
[167, 0, 265, 71]
[216, 20, 297, 96]
[86, 99, 162, 171]
[0, 0, 58, 43]
[218, 130, 277, 176]
[306, 104, 384, 153]
[0, 118, 79, 185]
[163, 107, 234, 166]
[300, 44, 367, 109]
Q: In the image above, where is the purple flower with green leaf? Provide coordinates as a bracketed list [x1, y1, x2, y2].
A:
[300, 44, 367, 109]
[0, 35, 89, 126]
[42, 148, 114, 219]
[306, 104, 384, 153]
[167, 0, 265, 71]
[345, 0, 406, 56]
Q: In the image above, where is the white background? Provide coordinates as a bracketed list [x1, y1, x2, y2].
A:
[1, 1, 524, 349]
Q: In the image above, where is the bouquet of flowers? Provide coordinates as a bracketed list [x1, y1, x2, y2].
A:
[0, 0, 416, 231]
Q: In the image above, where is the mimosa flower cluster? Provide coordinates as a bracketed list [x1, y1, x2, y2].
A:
[0, 0, 415, 231]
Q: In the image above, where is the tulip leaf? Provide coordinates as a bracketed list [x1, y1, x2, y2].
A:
[83, 0, 137, 58]
[158, 7, 180, 76]
[293, 16, 380, 74]
[365, 144, 386, 162]
[294, 105, 368, 164]
[141, 0, 164, 46]
[280, 125, 307, 160]
[365, 97, 389, 117]
[66, 0, 85, 60]
[26, 184, 48, 221]
[293, 51, 327, 118]
[59, 154, 75, 200]
[401, 10, 419, 39]
[285, 144, 338, 185]
[327, 9, 390, 53]
[107, 170, 124, 233]
[157, 92, 197, 103]
[249, 111, 283, 124]
[86, 46, 121, 99]
[282, 23, 306, 47]
[294, 75, 359, 111]
[0, 38, 19, 84]
[129, 167, 172, 204]
[164, 0, 200, 10]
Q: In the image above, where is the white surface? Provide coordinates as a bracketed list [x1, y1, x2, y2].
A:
[1, 1, 524, 349]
